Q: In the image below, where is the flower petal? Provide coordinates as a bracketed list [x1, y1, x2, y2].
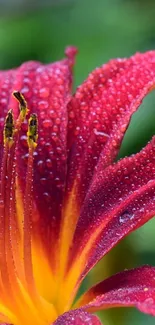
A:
[67, 51, 155, 201]
[75, 266, 155, 316]
[0, 48, 77, 304]
[0, 47, 77, 255]
[59, 51, 155, 279]
[18, 48, 77, 244]
[63, 138, 155, 307]
[53, 310, 102, 325]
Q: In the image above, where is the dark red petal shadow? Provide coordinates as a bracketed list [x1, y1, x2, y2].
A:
[75, 266, 155, 317]
[67, 137, 155, 286]
[0, 47, 77, 262]
[53, 310, 102, 325]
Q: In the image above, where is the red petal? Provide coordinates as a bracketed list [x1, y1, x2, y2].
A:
[75, 266, 155, 316]
[60, 51, 155, 279]
[0, 47, 77, 258]
[65, 138, 155, 295]
[53, 310, 102, 325]
[67, 51, 155, 202]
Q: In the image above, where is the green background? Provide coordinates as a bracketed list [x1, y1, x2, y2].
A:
[0, 0, 155, 324]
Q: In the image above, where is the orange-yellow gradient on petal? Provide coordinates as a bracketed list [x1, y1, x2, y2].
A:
[0, 95, 58, 325]
[1, 49, 155, 325]
[0, 48, 77, 325]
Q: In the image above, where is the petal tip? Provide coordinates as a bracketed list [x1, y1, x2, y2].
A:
[65, 46, 78, 65]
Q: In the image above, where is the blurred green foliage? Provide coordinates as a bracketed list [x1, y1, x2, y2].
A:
[0, 0, 155, 324]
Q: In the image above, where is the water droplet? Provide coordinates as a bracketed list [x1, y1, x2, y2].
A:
[39, 87, 50, 98]
[20, 135, 28, 148]
[119, 211, 134, 224]
[0, 199, 4, 208]
[49, 110, 56, 118]
[53, 125, 58, 132]
[43, 192, 51, 202]
[69, 110, 75, 118]
[94, 129, 109, 138]
[21, 86, 31, 98]
[37, 160, 44, 173]
[49, 171, 53, 179]
[144, 298, 154, 304]
[40, 178, 47, 185]
[38, 100, 48, 109]
[21, 120, 28, 131]
[43, 119, 52, 128]
[45, 159, 51, 169]
[144, 287, 149, 292]
[55, 118, 61, 125]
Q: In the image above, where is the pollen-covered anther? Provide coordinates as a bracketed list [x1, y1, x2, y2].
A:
[13, 90, 29, 122]
[4, 109, 15, 147]
[27, 113, 38, 148]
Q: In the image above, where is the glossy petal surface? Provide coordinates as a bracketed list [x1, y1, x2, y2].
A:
[65, 138, 155, 298]
[1, 49, 155, 324]
[53, 310, 102, 325]
[0, 47, 77, 259]
[59, 51, 155, 281]
[75, 266, 155, 316]
[0, 48, 77, 323]
[67, 51, 155, 199]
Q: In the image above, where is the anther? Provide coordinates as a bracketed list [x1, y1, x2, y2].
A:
[13, 91, 28, 121]
[4, 110, 14, 147]
[27, 114, 38, 148]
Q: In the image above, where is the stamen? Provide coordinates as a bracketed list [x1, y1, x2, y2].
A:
[0, 94, 29, 317]
[13, 91, 28, 123]
[0, 93, 58, 324]
[23, 114, 58, 321]
[27, 113, 38, 148]
[24, 114, 38, 293]
[0, 110, 15, 291]
[0, 92, 58, 324]
[3, 109, 14, 148]
[3, 106, 24, 282]
[8, 150, 24, 281]
[0, 110, 24, 316]
[0, 138, 11, 293]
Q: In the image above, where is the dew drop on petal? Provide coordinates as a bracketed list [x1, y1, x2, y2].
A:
[43, 192, 51, 202]
[42, 119, 52, 128]
[144, 287, 149, 292]
[93, 129, 109, 138]
[119, 211, 135, 224]
[46, 158, 52, 168]
[144, 298, 154, 304]
[20, 135, 28, 148]
[0, 199, 4, 208]
[37, 160, 44, 173]
[40, 178, 47, 185]
[39, 87, 50, 98]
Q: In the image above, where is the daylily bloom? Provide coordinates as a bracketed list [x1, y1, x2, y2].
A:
[1, 47, 155, 325]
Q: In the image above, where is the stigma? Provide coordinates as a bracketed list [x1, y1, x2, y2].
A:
[0, 92, 57, 325]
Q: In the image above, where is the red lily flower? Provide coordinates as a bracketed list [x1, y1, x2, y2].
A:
[0, 47, 155, 325]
